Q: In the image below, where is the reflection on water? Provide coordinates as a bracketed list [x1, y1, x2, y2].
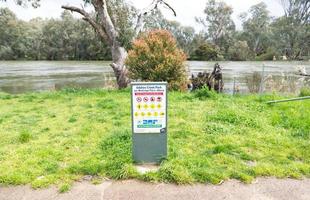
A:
[0, 61, 309, 94]
[0, 61, 114, 94]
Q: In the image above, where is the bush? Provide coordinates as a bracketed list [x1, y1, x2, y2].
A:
[300, 87, 310, 97]
[126, 30, 187, 91]
[194, 86, 218, 99]
[191, 42, 220, 61]
[255, 47, 279, 61]
[228, 41, 252, 61]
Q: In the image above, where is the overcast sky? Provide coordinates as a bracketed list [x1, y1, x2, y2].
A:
[0, 0, 284, 31]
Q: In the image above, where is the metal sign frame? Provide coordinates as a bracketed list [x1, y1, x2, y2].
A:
[131, 82, 168, 163]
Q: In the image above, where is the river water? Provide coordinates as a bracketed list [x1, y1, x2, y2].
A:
[0, 61, 309, 94]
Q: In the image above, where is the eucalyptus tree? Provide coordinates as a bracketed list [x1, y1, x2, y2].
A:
[143, 10, 196, 57]
[2, 0, 176, 88]
[275, 0, 310, 58]
[196, 0, 235, 51]
[0, 8, 17, 59]
[61, 0, 176, 88]
[239, 2, 272, 56]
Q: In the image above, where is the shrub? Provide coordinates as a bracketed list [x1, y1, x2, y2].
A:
[228, 40, 252, 61]
[245, 72, 262, 93]
[194, 86, 218, 99]
[300, 87, 310, 97]
[191, 42, 220, 61]
[255, 47, 279, 61]
[126, 30, 187, 91]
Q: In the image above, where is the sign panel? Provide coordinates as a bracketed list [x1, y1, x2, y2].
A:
[132, 83, 167, 134]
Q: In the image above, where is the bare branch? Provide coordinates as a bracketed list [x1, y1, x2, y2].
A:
[162, 1, 176, 16]
[134, 0, 176, 37]
[61, 5, 89, 18]
[61, 5, 110, 43]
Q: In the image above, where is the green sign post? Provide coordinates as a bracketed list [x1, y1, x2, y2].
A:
[131, 82, 168, 163]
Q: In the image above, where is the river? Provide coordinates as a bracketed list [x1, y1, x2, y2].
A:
[0, 61, 309, 94]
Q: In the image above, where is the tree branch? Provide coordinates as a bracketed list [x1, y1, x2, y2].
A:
[134, 0, 176, 38]
[61, 5, 110, 43]
[91, 0, 118, 44]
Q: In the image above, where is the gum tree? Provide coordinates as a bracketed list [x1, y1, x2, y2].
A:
[62, 0, 176, 88]
[2, 0, 176, 88]
[196, 0, 235, 49]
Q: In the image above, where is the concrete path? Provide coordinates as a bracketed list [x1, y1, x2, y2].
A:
[1, 178, 310, 200]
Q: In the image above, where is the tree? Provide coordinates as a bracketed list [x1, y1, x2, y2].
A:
[61, 0, 176, 88]
[228, 40, 252, 61]
[197, 0, 235, 49]
[0, 8, 26, 59]
[274, 0, 310, 58]
[126, 30, 187, 91]
[192, 42, 220, 61]
[280, 0, 310, 24]
[239, 2, 272, 56]
[4, 0, 177, 88]
[143, 10, 196, 57]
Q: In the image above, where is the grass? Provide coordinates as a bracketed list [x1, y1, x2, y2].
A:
[0, 88, 309, 189]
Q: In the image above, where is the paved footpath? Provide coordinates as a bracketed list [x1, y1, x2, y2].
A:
[1, 178, 310, 200]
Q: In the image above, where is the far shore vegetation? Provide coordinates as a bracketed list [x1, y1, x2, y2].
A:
[1, 1, 309, 62]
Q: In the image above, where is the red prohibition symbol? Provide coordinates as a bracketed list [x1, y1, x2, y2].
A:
[150, 97, 155, 102]
[143, 97, 149, 102]
[157, 97, 162, 102]
[136, 97, 142, 102]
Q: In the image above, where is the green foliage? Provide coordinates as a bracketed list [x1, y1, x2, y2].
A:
[271, 0, 310, 59]
[0, 8, 111, 60]
[239, 2, 271, 56]
[144, 10, 196, 57]
[255, 47, 279, 61]
[126, 30, 187, 91]
[194, 87, 218, 99]
[192, 42, 221, 61]
[0, 89, 309, 188]
[59, 183, 71, 193]
[106, 0, 137, 49]
[299, 87, 310, 97]
[228, 40, 252, 61]
[197, 0, 235, 47]
[18, 130, 32, 143]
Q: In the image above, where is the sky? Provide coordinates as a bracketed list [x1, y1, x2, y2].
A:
[0, 0, 284, 31]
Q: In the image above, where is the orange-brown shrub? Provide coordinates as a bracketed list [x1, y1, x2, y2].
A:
[126, 30, 187, 91]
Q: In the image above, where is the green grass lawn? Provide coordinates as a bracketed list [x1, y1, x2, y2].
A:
[0, 89, 309, 191]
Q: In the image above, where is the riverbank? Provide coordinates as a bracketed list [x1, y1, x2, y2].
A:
[0, 89, 309, 191]
[1, 61, 309, 94]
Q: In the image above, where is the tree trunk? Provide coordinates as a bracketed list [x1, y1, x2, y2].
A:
[61, 0, 176, 89]
[111, 43, 129, 88]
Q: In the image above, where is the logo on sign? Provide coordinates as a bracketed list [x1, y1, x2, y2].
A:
[150, 97, 155, 102]
[157, 97, 162, 102]
[143, 97, 148, 102]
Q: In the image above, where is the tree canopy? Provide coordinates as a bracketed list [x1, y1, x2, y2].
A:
[1, 0, 309, 61]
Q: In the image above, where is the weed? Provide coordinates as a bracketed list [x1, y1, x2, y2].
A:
[18, 130, 32, 143]
[59, 183, 71, 193]
[194, 86, 218, 99]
